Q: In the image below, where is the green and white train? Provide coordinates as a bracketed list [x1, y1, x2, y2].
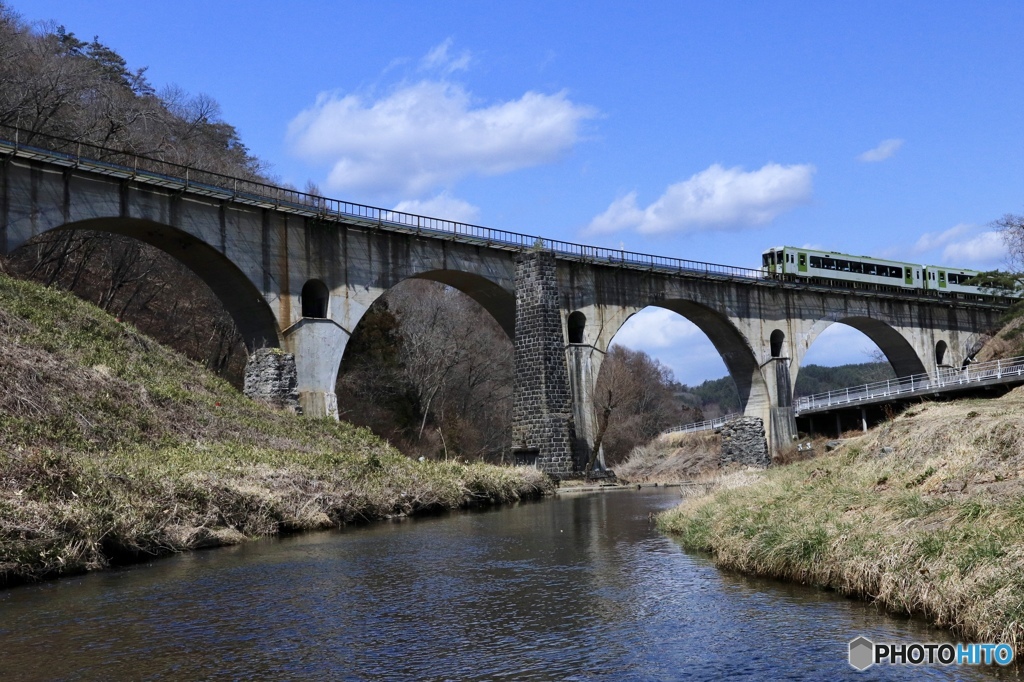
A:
[760, 246, 1017, 298]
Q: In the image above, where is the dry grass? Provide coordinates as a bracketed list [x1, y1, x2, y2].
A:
[0, 272, 552, 585]
[659, 389, 1024, 653]
[615, 431, 722, 484]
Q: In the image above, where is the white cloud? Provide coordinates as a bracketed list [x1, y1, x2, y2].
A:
[586, 163, 815, 235]
[911, 223, 975, 254]
[802, 323, 882, 367]
[392, 192, 481, 224]
[614, 308, 704, 349]
[420, 38, 470, 74]
[940, 231, 1005, 269]
[287, 81, 596, 197]
[858, 138, 904, 162]
[905, 223, 1006, 268]
[612, 308, 728, 386]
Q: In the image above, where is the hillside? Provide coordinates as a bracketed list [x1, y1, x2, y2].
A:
[686, 361, 896, 419]
[659, 388, 1024, 652]
[0, 270, 550, 585]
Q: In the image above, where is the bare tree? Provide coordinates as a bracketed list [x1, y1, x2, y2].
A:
[591, 345, 698, 472]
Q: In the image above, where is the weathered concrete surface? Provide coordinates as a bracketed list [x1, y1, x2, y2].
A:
[566, 343, 604, 471]
[0, 153, 1006, 460]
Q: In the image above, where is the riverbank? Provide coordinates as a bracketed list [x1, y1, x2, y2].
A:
[658, 390, 1024, 652]
[0, 273, 551, 586]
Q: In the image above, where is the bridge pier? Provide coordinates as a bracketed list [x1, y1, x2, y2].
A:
[764, 356, 797, 452]
[282, 318, 347, 419]
[566, 343, 605, 471]
[511, 251, 579, 477]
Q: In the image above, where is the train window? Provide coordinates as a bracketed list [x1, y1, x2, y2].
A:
[763, 254, 770, 267]
[850, 261, 864, 274]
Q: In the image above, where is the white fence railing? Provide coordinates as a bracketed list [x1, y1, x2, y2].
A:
[795, 355, 1024, 414]
[663, 413, 740, 436]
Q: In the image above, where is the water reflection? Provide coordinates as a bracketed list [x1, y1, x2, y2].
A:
[0, 489, 1017, 681]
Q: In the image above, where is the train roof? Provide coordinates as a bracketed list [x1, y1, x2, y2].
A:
[763, 246, 914, 267]
[922, 265, 982, 274]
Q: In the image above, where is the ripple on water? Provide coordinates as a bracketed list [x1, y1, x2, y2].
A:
[0, 489, 1015, 681]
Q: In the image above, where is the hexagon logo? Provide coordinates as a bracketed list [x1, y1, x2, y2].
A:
[849, 636, 875, 671]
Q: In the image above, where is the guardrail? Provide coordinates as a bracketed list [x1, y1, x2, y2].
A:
[0, 125, 765, 283]
[795, 355, 1024, 414]
[663, 413, 740, 435]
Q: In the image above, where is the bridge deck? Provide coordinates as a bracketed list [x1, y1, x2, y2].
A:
[0, 126, 1013, 312]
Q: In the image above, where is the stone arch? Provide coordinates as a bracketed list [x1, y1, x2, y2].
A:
[798, 316, 927, 387]
[605, 300, 769, 417]
[13, 218, 280, 349]
[935, 340, 949, 366]
[331, 268, 516, 388]
[770, 329, 785, 358]
[567, 311, 586, 344]
[408, 269, 516, 339]
[300, 279, 330, 318]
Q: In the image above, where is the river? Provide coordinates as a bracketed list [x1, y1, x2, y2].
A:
[0, 487, 1017, 680]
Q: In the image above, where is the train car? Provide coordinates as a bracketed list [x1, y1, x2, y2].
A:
[762, 246, 921, 290]
[922, 265, 1022, 298]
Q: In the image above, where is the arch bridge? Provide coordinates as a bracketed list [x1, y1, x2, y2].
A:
[0, 133, 1008, 475]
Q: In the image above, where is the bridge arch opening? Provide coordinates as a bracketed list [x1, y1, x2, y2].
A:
[770, 329, 785, 358]
[335, 276, 514, 464]
[935, 340, 949, 366]
[300, 279, 330, 318]
[568, 311, 587, 344]
[7, 219, 282, 384]
[593, 303, 763, 467]
[795, 319, 913, 399]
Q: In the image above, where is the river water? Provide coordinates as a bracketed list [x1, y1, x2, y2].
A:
[0, 488, 1017, 681]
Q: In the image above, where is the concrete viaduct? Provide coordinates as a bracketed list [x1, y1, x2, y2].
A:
[0, 138, 1007, 475]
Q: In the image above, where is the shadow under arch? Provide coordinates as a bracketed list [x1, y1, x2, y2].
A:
[24, 218, 281, 349]
[800, 316, 927, 385]
[408, 269, 516, 339]
[609, 299, 769, 416]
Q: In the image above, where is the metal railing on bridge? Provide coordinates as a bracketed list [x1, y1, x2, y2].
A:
[663, 413, 740, 436]
[0, 125, 764, 283]
[794, 355, 1024, 414]
[4, 125, 1017, 309]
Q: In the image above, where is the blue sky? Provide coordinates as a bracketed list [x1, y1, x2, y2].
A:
[12, 1, 1024, 385]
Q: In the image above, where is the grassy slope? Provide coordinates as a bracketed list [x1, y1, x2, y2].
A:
[658, 391, 1024, 651]
[614, 431, 722, 484]
[0, 273, 550, 584]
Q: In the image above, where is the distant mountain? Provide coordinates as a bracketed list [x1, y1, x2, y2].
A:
[684, 362, 895, 417]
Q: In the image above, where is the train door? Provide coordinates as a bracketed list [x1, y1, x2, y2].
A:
[904, 266, 913, 286]
[937, 270, 947, 289]
[798, 252, 807, 273]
